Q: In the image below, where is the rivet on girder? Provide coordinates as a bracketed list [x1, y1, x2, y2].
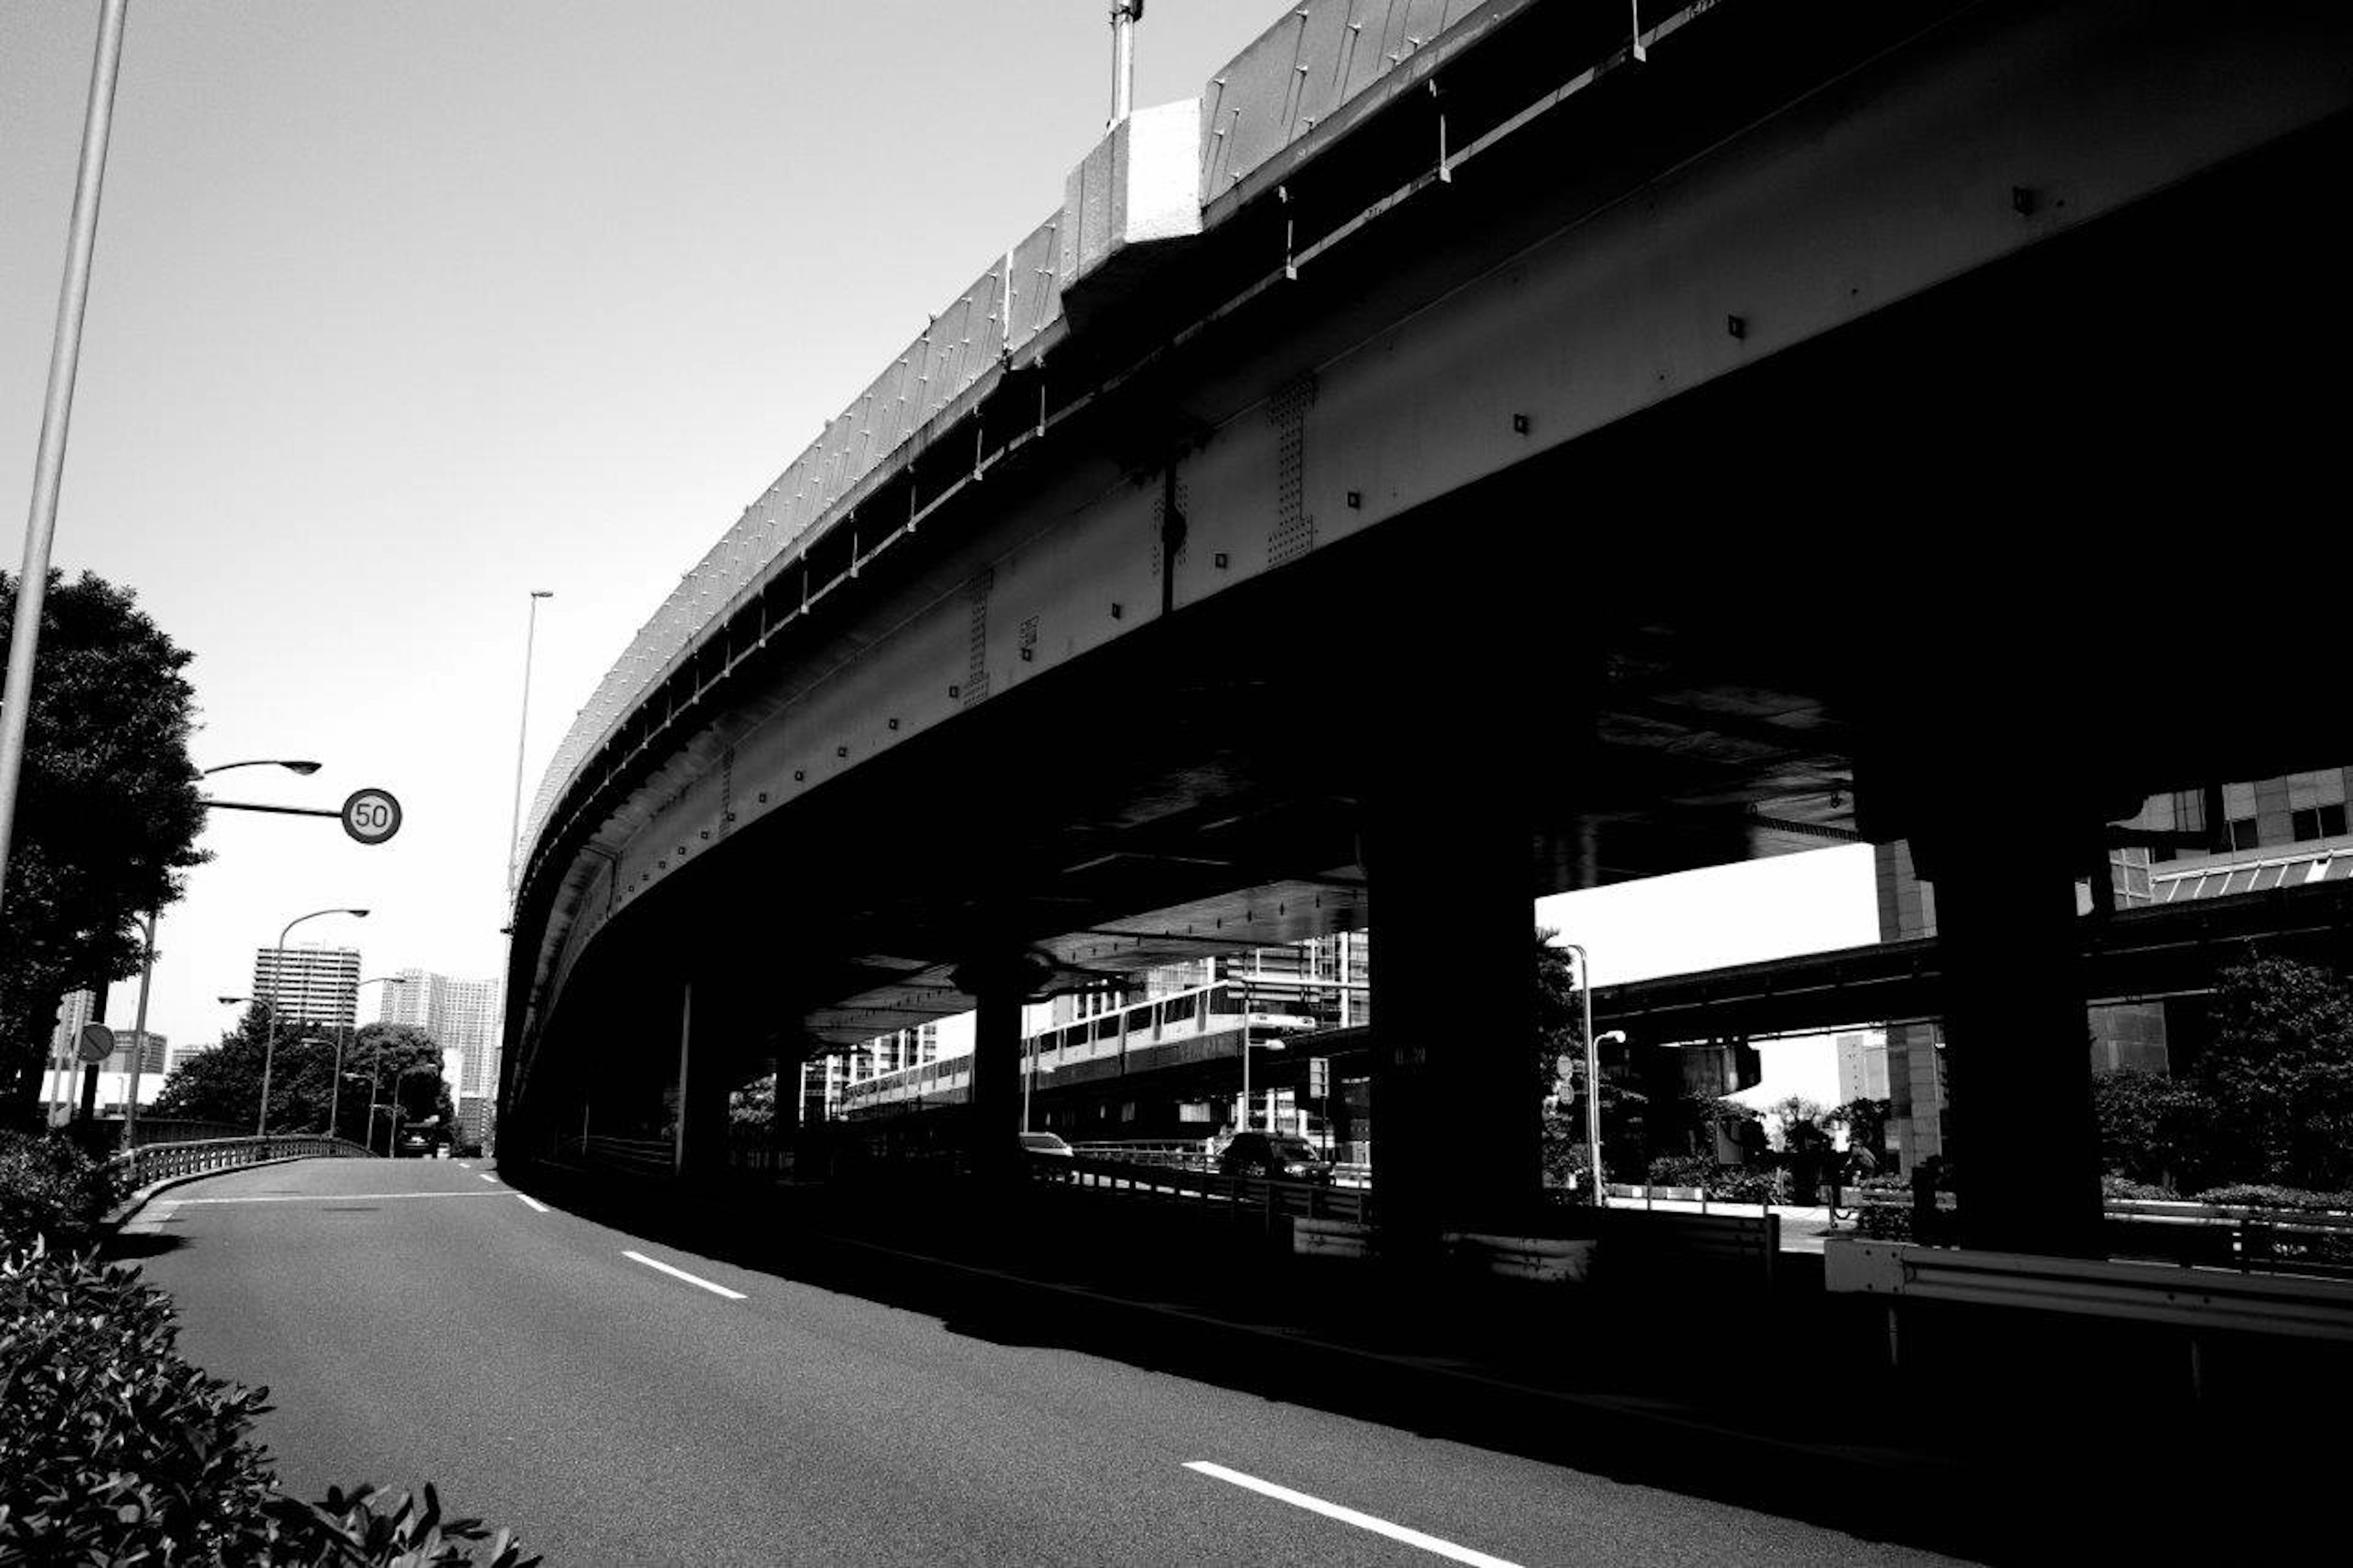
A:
[1346, 491, 1362, 510]
[949, 683, 961, 699]
[700, 830, 710, 841]
[1726, 314, 1747, 339]
[836, 745, 849, 758]
[2012, 185, 2037, 216]
[1512, 414, 1530, 435]
[1110, 602, 1124, 619]
[794, 770, 806, 782]
[1214, 552, 1230, 569]
[888, 717, 900, 730]
[758, 792, 768, 804]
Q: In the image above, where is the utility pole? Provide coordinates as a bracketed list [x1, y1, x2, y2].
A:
[0, 0, 131, 918]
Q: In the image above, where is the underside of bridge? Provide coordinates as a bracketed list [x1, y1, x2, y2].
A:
[506, 0, 2352, 1256]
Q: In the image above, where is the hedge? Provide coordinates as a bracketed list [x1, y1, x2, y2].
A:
[0, 1130, 119, 1253]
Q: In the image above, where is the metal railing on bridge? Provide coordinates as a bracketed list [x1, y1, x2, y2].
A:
[107, 1134, 373, 1191]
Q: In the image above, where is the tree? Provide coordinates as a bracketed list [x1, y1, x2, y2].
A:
[729, 1073, 778, 1128]
[2196, 955, 2353, 1192]
[1824, 1097, 1893, 1165]
[2090, 1068, 2214, 1191]
[1767, 1096, 1833, 1191]
[153, 1010, 448, 1147]
[1532, 928, 1582, 1104]
[0, 570, 207, 1125]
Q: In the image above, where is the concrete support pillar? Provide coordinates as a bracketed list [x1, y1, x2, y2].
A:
[953, 952, 1052, 1183]
[1362, 755, 1542, 1247]
[1914, 814, 2103, 1256]
[672, 973, 739, 1182]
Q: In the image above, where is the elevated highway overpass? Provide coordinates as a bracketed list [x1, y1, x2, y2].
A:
[504, 0, 2353, 1254]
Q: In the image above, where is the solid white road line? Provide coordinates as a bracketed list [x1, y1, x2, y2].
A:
[169, 1191, 512, 1205]
[517, 1194, 550, 1214]
[623, 1250, 746, 1300]
[1184, 1462, 1525, 1568]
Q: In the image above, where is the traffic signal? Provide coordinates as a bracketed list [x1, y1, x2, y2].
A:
[1307, 1056, 1330, 1099]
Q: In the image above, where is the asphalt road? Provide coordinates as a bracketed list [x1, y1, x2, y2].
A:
[124, 1158, 1966, 1567]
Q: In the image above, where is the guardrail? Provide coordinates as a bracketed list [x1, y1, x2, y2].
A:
[572, 1134, 675, 1178]
[1825, 1235, 2353, 1393]
[1066, 1142, 1214, 1172]
[1031, 1153, 1370, 1229]
[107, 1134, 374, 1191]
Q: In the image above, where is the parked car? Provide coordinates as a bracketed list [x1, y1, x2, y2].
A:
[1018, 1131, 1074, 1157]
[1216, 1131, 1333, 1184]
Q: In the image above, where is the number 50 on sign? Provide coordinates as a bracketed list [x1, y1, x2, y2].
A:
[341, 789, 403, 845]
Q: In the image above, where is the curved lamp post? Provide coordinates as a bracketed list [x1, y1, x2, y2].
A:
[118, 760, 322, 1144]
[257, 906, 366, 1137]
[327, 974, 412, 1141]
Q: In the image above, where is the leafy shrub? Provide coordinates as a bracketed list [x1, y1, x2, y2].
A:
[2101, 1173, 2179, 1201]
[0, 1244, 536, 1566]
[2191, 1183, 2353, 1213]
[0, 1129, 119, 1252]
[1706, 1166, 1789, 1204]
[1643, 1154, 1711, 1189]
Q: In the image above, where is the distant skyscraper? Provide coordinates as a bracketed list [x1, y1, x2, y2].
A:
[253, 945, 362, 1029]
[376, 970, 504, 1099]
[165, 1039, 215, 1078]
[109, 1028, 169, 1077]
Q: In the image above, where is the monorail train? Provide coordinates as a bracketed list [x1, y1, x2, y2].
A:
[838, 982, 1316, 1124]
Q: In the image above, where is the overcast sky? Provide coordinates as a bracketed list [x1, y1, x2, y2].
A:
[4, 2, 1874, 1059]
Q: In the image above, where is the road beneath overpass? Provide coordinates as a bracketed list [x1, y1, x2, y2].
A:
[121, 1158, 1960, 1567]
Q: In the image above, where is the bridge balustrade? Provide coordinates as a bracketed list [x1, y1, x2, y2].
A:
[107, 1135, 373, 1191]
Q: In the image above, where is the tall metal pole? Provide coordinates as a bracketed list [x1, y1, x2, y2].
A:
[0, 0, 131, 918]
[1109, 1, 1139, 124]
[258, 906, 366, 1137]
[506, 590, 553, 903]
[130, 759, 319, 1146]
[121, 909, 156, 1140]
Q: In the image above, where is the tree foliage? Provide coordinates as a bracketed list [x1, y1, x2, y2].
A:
[2085, 955, 2353, 1195]
[0, 570, 208, 1125]
[151, 1008, 449, 1146]
[2197, 954, 2353, 1192]
[1532, 928, 1582, 1104]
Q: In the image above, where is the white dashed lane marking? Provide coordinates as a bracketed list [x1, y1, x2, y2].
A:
[1184, 1461, 1524, 1568]
[623, 1251, 746, 1300]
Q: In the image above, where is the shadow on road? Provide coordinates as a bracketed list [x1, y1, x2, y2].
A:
[98, 1231, 188, 1262]
[501, 1164, 2116, 1563]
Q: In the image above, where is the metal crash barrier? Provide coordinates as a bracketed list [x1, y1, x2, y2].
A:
[1029, 1152, 1370, 1230]
[1825, 1236, 2353, 1395]
[108, 1134, 373, 1191]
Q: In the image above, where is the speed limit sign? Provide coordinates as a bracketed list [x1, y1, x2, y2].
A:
[341, 788, 403, 846]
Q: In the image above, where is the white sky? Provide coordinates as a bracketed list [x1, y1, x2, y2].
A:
[3, 3, 1878, 1054]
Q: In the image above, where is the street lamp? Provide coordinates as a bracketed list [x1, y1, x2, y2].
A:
[506, 590, 554, 903]
[258, 906, 367, 1137]
[120, 759, 325, 1144]
[326, 975, 412, 1142]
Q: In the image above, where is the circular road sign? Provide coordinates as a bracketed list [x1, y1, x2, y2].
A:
[341, 788, 404, 846]
[76, 1023, 116, 1065]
